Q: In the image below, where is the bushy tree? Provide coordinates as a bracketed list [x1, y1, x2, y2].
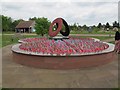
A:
[69, 23, 77, 31]
[29, 17, 37, 22]
[73, 23, 77, 31]
[0, 15, 2, 32]
[2, 15, 12, 31]
[35, 17, 51, 36]
[1, 15, 24, 32]
[105, 22, 110, 31]
[113, 21, 119, 28]
[105, 22, 110, 28]
[82, 24, 88, 31]
[97, 23, 102, 28]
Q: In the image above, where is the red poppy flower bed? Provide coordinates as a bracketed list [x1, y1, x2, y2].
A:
[18, 37, 109, 55]
[12, 37, 116, 69]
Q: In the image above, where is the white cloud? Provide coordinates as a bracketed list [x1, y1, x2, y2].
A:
[1, 1, 118, 26]
[1, 0, 120, 2]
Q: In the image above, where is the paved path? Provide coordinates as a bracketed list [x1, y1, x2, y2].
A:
[2, 45, 118, 88]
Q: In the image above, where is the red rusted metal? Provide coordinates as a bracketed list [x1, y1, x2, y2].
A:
[49, 18, 63, 37]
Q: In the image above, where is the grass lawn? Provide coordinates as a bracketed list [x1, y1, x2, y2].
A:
[72, 36, 114, 40]
[70, 30, 115, 35]
[2, 31, 36, 34]
[0, 34, 2, 48]
[3, 30, 115, 35]
[1, 34, 114, 47]
[2, 35, 38, 47]
[2, 31, 15, 34]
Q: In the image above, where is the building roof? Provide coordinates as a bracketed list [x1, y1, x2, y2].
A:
[15, 20, 35, 28]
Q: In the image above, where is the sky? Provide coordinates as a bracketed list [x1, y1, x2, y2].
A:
[1, 0, 119, 26]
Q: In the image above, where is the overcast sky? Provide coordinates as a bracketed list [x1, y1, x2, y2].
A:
[1, 0, 119, 26]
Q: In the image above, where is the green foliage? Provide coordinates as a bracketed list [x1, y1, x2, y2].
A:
[35, 17, 51, 36]
[113, 21, 119, 28]
[105, 22, 110, 28]
[1, 15, 23, 32]
[87, 26, 92, 33]
[2, 15, 13, 31]
[69, 23, 79, 31]
[1, 15, 120, 34]
[82, 24, 88, 31]
[73, 23, 78, 31]
[112, 88, 120, 90]
[0, 35, 1, 48]
[61, 24, 66, 32]
[93, 27, 100, 32]
[0, 15, 2, 31]
[2, 34, 37, 47]
[97, 23, 102, 28]
[29, 17, 37, 21]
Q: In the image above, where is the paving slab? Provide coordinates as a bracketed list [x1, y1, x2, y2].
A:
[2, 45, 119, 88]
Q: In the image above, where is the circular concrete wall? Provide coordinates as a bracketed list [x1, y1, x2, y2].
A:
[12, 42, 117, 69]
[12, 51, 117, 69]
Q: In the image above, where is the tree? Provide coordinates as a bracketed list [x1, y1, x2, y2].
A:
[82, 24, 87, 31]
[105, 22, 110, 31]
[0, 15, 2, 32]
[69, 25, 73, 31]
[72, 23, 78, 31]
[97, 23, 102, 28]
[78, 25, 82, 31]
[29, 17, 37, 21]
[2, 15, 13, 32]
[113, 21, 119, 28]
[35, 17, 51, 36]
[1, 15, 25, 32]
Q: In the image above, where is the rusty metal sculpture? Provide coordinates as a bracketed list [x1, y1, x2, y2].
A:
[49, 18, 70, 37]
[60, 18, 70, 36]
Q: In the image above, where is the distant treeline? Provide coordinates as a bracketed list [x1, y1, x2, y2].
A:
[0, 15, 120, 33]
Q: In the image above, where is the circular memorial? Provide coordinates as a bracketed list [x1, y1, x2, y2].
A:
[12, 37, 116, 69]
[12, 18, 117, 69]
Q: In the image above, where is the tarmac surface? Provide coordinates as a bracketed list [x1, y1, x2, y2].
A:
[2, 45, 119, 88]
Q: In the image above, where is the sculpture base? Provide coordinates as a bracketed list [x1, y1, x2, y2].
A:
[49, 36, 69, 40]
